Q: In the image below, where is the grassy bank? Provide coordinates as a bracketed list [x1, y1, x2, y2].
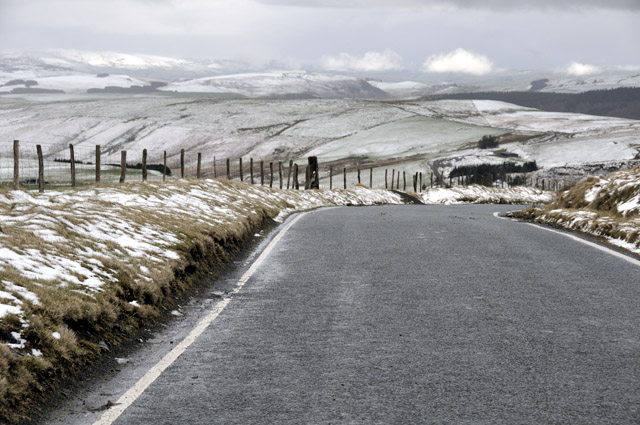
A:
[0, 180, 555, 422]
[0, 179, 408, 423]
[510, 166, 640, 255]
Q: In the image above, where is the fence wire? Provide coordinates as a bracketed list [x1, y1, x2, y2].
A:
[0, 140, 567, 193]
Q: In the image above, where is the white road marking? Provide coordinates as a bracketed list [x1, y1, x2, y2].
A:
[493, 211, 640, 267]
[94, 213, 306, 425]
[492, 211, 508, 220]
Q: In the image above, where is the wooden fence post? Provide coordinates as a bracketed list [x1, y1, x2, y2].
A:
[239, 158, 243, 181]
[142, 149, 148, 181]
[163, 151, 167, 182]
[403, 171, 406, 191]
[213, 156, 217, 178]
[226, 158, 231, 179]
[36, 144, 44, 192]
[13, 140, 19, 190]
[180, 149, 185, 178]
[430, 173, 433, 188]
[357, 168, 361, 184]
[260, 160, 264, 186]
[294, 163, 299, 189]
[196, 152, 201, 179]
[250, 158, 254, 185]
[95, 145, 101, 185]
[330, 167, 333, 189]
[270, 162, 274, 188]
[69, 144, 76, 188]
[391, 169, 395, 189]
[413, 173, 417, 192]
[343, 167, 347, 189]
[370, 168, 373, 188]
[385, 169, 388, 189]
[308, 156, 319, 189]
[120, 150, 127, 183]
[419, 172, 422, 192]
[287, 159, 292, 189]
[278, 161, 283, 189]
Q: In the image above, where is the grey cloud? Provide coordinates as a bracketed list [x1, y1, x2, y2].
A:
[256, 0, 640, 10]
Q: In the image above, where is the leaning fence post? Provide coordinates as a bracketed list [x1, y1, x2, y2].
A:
[278, 161, 283, 189]
[250, 158, 254, 185]
[180, 149, 185, 178]
[226, 158, 231, 179]
[142, 149, 148, 181]
[239, 158, 243, 182]
[69, 144, 76, 188]
[270, 162, 274, 188]
[120, 150, 127, 183]
[329, 167, 333, 189]
[163, 151, 167, 182]
[260, 160, 264, 186]
[13, 140, 19, 190]
[196, 152, 201, 179]
[287, 159, 292, 189]
[95, 145, 101, 185]
[36, 144, 44, 192]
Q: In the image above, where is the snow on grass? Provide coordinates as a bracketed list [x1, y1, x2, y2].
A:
[513, 166, 640, 255]
[419, 185, 553, 205]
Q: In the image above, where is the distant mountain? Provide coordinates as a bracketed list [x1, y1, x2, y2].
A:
[1, 49, 640, 99]
[160, 72, 387, 99]
[0, 49, 250, 80]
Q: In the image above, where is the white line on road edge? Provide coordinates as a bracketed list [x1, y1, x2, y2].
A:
[94, 213, 307, 425]
[493, 211, 640, 267]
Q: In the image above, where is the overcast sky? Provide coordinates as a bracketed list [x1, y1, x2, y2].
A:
[1, 0, 639, 75]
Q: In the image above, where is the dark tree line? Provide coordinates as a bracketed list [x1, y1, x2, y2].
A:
[450, 161, 538, 186]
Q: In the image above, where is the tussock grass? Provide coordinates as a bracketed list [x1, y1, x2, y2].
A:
[510, 166, 640, 254]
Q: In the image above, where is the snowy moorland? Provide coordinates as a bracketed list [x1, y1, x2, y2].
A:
[512, 166, 640, 255]
[1, 95, 638, 189]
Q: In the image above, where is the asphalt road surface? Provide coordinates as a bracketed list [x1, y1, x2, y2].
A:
[52, 205, 640, 424]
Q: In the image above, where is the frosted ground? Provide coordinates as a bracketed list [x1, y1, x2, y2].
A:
[0, 94, 639, 186]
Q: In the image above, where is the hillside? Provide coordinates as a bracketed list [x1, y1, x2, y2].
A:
[1, 96, 639, 190]
[423, 87, 640, 121]
[160, 72, 386, 99]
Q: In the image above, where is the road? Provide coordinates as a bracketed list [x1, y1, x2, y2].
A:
[48, 205, 640, 424]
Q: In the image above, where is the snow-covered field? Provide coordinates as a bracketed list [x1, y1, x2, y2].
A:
[1, 95, 638, 189]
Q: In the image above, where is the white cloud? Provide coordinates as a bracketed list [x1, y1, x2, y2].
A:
[422, 48, 493, 75]
[322, 50, 404, 72]
[566, 62, 601, 76]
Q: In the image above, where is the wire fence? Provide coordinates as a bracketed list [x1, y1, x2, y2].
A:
[1, 140, 567, 193]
